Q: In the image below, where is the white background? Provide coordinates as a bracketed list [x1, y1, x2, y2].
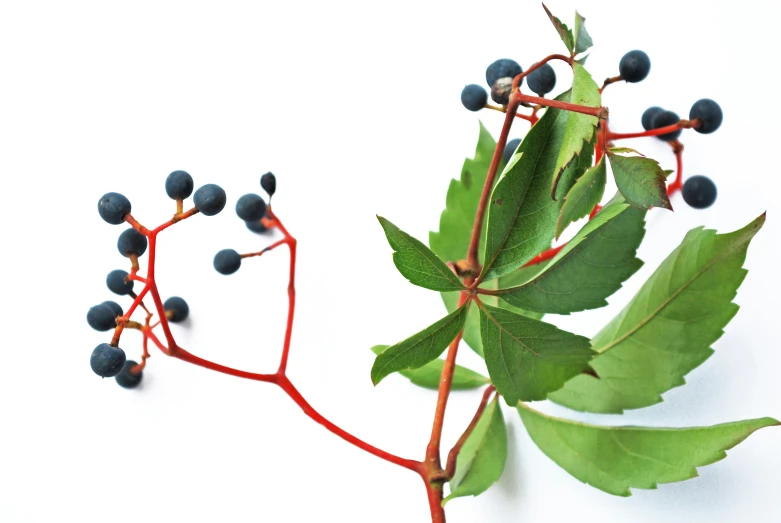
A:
[1, 1, 779, 522]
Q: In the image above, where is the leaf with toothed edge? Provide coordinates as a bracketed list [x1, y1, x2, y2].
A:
[607, 152, 672, 210]
[369, 345, 489, 390]
[555, 156, 607, 239]
[543, 4, 574, 53]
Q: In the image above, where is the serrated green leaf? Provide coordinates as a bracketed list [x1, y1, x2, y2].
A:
[478, 302, 594, 403]
[371, 303, 469, 385]
[550, 214, 766, 413]
[608, 147, 644, 155]
[555, 156, 607, 238]
[573, 11, 593, 55]
[543, 4, 574, 53]
[608, 152, 672, 211]
[370, 345, 489, 390]
[377, 216, 465, 292]
[480, 92, 594, 282]
[518, 402, 779, 496]
[499, 196, 646, 315]
[444, 396, 507, 504]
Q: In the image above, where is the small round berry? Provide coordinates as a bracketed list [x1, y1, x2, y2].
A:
[486, 59, 523, 88]
[650, 110, 682, 141]
[106, 269, 134, 295]
[246, 219, 268, 234]
[98, 192, 131, 225]
[193, 184, 227, 216]
[619, 50, 651, 83]
[163, 296, 189, 323]
[526, 63, 556, 96]
[503, 138, 522, 164]
[682, 175, 717, 209]
[117, 228, 148, 257]
[214, 249, 242, 275]
[490, 77, 513, 105]
[115, 360, 143, 389]
[460, 84, 488, 112]
[91, 343, 126, 378]
[101, 300, 123, 318]
[260, 172, 277, 197]
[689, 99, 723, 134]
[87, 303, 120, 331]
[641, 106, 664, 131]
[165, 170, 194, 200]
[236, 194, 267, 222]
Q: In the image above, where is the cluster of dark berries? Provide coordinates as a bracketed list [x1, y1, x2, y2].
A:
[461, 58, 559, 112]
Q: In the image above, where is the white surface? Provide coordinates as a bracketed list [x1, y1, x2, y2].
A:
[1, 1, 779, 522]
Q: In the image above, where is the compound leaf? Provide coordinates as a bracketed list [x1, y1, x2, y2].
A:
[556, 155, 607, 239]
[573, 11, 593, 55]
[608, 152, 672, 211]
[543, 4, 574, 53]
[370, 345, 489, 390]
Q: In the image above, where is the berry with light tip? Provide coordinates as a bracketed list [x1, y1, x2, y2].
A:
[193, 184, 227, 216]
[164, 296, 189, 323]
[106, 269, 134, 295]
[87, 302, 122, 331]
[115, 360, 143, 389]
[236, 194, 267, 222]
[682, 175, 717, 209]
[650, 110, 682, 141]
[490, 77, 513, 105]
[503, 138, 522, 164]
[641, 106, 664, 131]
[527, 63, 556, 95]
[460, 84, 487, 112]
[91, 343, 126, 378]
[98, 192, 131, 225]
[214, 249, 242, 275]
[117, 228, 148, 257]
[619, 50, 651, 83]
[689, 99, 723, 134]
[261, 172, 277, 197]
[486, 59, 523, 88]
[165, 170, 194, 200]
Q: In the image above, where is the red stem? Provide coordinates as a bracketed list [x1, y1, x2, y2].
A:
[443, 385, 495, 479]
[607, 119, 699, 141]
[511, 54, 572, 90]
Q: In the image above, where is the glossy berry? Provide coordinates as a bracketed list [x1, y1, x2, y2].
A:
[526, 63, 556, 95]
[214, 248, 242, 275]
[236, 194, 267, 222]
[641, 106, 664, 131]
[619, 50, 651, 83]
[689, 99, 723, 134]
[246, 219, 268, 233]
[91, 343, 126, 378]
[98, 192, 131, 225]
[460, 84, 487, 112]
[490, 77, 513, 105]
[165, 170, 194, 200]
[503, 138, 522, 164]
[102, 300, 123, 318]
[650, 110, 682, 141]
[682, 175, 717, 209]
[260, 172, 277, 197]
[486, 59, 523, 88]
[115, 360, 143, 389]
[117, 228, 148, 257]
[193, 184, 227, 216]
[164, 296, 189, 323]
[87, 302, 122, 331]
[106, 269, 134, 295]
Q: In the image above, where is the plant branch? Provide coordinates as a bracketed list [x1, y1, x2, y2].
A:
[511, 54, 572, 90]
[607, 119, 700, 140]
[442, 385, 496, 480]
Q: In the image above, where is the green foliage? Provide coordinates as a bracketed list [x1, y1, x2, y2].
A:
[377, 216, 465, 292]
[556, 156, 606, 238]
[573, 11, 593, 55]
[518, 402, 779, 496]
[551, 214, 765, 412]
[444, 396, 507, 504]
[370, 345, 489, 390]
[543, 4, 574, 53]
[608, 151, 672, 210]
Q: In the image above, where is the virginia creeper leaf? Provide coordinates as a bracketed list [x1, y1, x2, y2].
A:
[608, 152, 672, 211]
[444, 396, 507, 504]
[550, 214, 765, 413]
[542, 4, 574, 53]
[371, 303, 469, 385]
[573, 11, 593, 55]
[370, 345, 489, 390]
[478, 302, 594, 403]
[517, 402, 779, 496]
[377, 216, 465, 292]
[499, 196, 646, 315]
[555, 156, 607, 239]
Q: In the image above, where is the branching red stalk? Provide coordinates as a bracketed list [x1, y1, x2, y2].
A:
[443, 385, 496, 480]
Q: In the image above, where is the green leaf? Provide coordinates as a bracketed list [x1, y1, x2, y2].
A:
[370, 345, 489, 390]
[444, 396, 507, 504]
[377, 216, 465, 292]
[478, 302, 594, 403]
[371, 303, 469, 385]
[499, 196, 646, 315]
[573, 11, 593, 55]
[550, 214, 766, 413]
[608, 152, 672, 211]
[480, 92, 594, 282]
[550, 63, 600, 199]
[542, 4, 574, 53]
[555, 156, 607, 239]
[518, 402, 779, 496]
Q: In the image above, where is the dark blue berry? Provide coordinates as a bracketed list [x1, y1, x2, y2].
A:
[193, 184, 227, 216]
[165, 170, 194, 200]
[490, 78, 513, 105]
[91, 343, 126, 378]
[650, 110, 682, 141]
[527, 63, 556, 95]
[87, 302, 121, 331]
[641, 106, 664, 131]
[682, 175, 717, 209]
[115, 360, 143, 389]
[214, 249, 241, 275]
[246, 219, 268, 234]
[619, 50, 651, 83]
[460, 84, 487, 112]
[689, 99, 723, 134]
[260, 172, 276, 197]
[163, 296, 189, 323]
[486, 59, 523, 88]
[236, 194, 267, 222]
[503, 138, 522, 164]
[117, 228, 148, 257]
[98, 192, 131, 225]
[102, 300, 123, 318]
[106, 269, 134, 295]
